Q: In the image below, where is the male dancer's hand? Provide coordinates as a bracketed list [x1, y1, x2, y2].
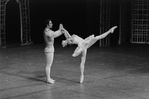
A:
[59, 24, 63, 29]
[59, 25, 70, 38]
[59, 24, 65, 33]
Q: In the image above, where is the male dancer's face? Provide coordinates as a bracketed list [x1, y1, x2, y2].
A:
[48, 21, 53, 28]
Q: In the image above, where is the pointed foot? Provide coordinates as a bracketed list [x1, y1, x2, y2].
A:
[110, 26, 117, 33]
[80, 75, 84, 84]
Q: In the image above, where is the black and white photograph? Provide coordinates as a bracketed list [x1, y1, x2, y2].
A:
[0, 0, 149, 99]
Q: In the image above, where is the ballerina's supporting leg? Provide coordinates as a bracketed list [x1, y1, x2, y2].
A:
[80, 49, 87, 83]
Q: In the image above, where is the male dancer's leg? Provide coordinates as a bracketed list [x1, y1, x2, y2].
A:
[45, 52, 55, 83]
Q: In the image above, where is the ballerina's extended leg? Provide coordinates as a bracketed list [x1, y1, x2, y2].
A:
[83, 26, 118, 49]
[72, 26, 117, 57]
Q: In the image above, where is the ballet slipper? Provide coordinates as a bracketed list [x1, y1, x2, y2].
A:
[80, 75, 84, 84]
[110, 26, 117, 33]
[47, 78, 55, 84]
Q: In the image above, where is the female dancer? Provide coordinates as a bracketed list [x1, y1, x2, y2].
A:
[44, 20, 65, 84]
[62, 26, 117, 83]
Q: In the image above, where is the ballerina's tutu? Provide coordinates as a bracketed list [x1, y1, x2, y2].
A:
[72, 46, 84, 57]
[72, 35, 95, 57]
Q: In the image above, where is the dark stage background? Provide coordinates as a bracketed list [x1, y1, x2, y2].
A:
[29, 0, 102, 45]
[5, 0, 122, 46]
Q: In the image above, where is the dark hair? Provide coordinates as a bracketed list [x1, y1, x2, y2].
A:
[44, 19, 52, 25]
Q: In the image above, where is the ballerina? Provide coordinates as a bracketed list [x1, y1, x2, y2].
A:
[62, 26, 117, 83]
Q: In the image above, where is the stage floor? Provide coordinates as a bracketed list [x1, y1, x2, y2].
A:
[0, 44, 149, 99]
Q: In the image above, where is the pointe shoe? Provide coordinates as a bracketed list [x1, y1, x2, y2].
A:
[110, 26, 117, 33]
[80, 75, 84, 84]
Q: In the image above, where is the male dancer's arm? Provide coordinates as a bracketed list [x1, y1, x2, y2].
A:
[51, 24, 64, 38]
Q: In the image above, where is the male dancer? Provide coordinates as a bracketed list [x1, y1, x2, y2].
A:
[44, 20, 66, 83]
[62, 26, 117, 83]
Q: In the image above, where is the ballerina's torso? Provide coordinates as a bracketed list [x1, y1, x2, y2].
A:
[70, 34, 85, 47]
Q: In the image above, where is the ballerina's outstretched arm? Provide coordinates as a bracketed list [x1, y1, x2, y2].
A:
[62, 27, 85, 47]
[63, 29, 72, 40]
[61, 28, 74, 47]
